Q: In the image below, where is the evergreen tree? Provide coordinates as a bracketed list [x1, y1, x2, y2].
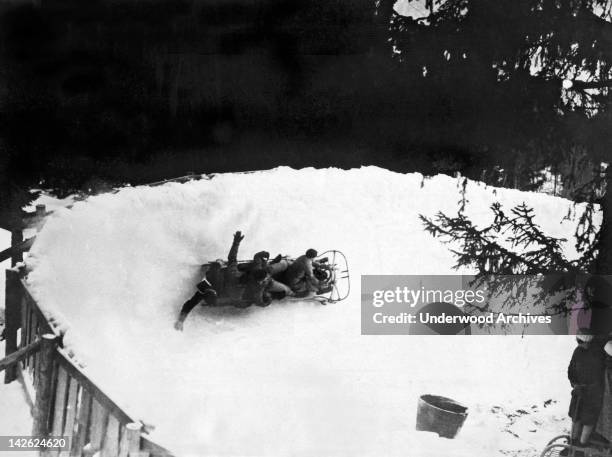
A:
[396, 0, 612, 327]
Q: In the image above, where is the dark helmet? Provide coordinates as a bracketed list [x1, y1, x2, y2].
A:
[306, 248, 318, 259]
[201, 288, 218, 306]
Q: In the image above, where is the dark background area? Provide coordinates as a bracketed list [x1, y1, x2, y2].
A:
[0, 0, 610, 196]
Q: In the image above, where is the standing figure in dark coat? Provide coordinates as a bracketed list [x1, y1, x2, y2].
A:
[567, 328, 604, 451]
[596, 341, 612, 443]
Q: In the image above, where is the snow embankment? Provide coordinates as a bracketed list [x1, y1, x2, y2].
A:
[23, 167, 588, 456]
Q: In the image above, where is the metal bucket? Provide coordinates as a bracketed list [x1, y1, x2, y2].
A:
[416, 394, 468, 439]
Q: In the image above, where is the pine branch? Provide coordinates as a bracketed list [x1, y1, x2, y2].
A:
[420, 207, 567, 274]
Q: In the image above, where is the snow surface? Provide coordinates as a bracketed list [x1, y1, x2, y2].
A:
[23, 167, 589, 456]
[0, 192, 76, 312]
[0, 339, 37, 457]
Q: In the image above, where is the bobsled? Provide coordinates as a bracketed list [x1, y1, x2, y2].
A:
[201, 250, 350, 305]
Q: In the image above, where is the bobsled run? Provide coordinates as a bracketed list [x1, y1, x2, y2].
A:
[540, 434, 612, 457]
[203, 249, 350, 306]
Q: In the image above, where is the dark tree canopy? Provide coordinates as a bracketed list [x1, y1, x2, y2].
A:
[1, 0, 611, 235]
[385, 0, 612, 182]
[409, 0, 612, 328]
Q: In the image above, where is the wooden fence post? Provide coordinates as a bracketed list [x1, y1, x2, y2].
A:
[119, 422, 142, 457]
[4, 269, 21, 383]
[32, 334, 58, 437]
[11, 228, 23, 266]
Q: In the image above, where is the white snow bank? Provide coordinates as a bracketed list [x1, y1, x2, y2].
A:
[0, 339, 37, 457]
[26, 191, 79, 213]
[24, 167, 589, 456]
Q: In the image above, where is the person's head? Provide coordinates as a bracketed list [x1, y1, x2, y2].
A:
[306, 248, 318, 259]
[201, 288, 218, 306]
[254, 251, 270, 261]
[605, 341, 612, 358]
[576, 327, 594, 348]
[253, 269, 268, 284]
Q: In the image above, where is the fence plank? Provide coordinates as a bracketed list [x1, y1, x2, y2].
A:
[23, 308, 30, 370]
[20, 295, 28, 349]
[102, 415, 120, 457]
[0, 233, 35, 264]
[71, 388, 92, 457]
[56, 349, 134, 426]
[140, 437, 173, 457]
[32, 334, 59, 437]
[19, 279, 54, 335]
[31, 310, 38, 381]
[63, 380, 79, 436]
[32, 309, 38, 341]
[0, 339, 42, 373]
[0, 236, 35, 263]
[131, 452, 150, 457]
[60, 380, 79, 457]
[10, 229, 24, 266]
[89, 398, 109, 453]
[23, 302, 31, 354]
[27, 305, 34, 345]
[51, 366, 69, 436]
[4, 269, 21, 383]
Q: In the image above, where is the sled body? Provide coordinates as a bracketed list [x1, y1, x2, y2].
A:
[200, 250, 350, 306]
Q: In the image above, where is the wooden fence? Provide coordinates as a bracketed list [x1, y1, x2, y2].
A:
[3, 264, 174, 456]
[1, 177, 216, 456]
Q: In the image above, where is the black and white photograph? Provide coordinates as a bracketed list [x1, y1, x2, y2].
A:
[0, 0, 612, 456]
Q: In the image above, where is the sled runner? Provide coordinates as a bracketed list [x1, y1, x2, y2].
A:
[540, 434, 612, 457]
[201, 249, 350, 306]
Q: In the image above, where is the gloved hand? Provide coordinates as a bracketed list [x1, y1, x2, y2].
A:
[234, 231, 245, 242]
[174, 320, 184, 331]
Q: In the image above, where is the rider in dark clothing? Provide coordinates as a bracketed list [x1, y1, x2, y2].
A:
[174, 231, 246, 330]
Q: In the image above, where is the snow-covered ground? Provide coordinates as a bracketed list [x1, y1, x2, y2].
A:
[22, 167, 588, 456]
[0, 337, 37, 457]
[0, 193, 76, 311]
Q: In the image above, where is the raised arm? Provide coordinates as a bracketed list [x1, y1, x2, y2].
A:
[227, 231, 244, 266]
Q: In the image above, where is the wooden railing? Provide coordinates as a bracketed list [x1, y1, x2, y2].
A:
[1, 179, 219, 456]
[3, 269, 175, 457]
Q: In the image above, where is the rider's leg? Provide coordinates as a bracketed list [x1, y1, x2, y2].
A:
[571, 420, 582, 443]
[305, 277, 321, 292]
[560, 421, 584, 456]
[267, 259, 290, 277]
[267, 279, 294, 296]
